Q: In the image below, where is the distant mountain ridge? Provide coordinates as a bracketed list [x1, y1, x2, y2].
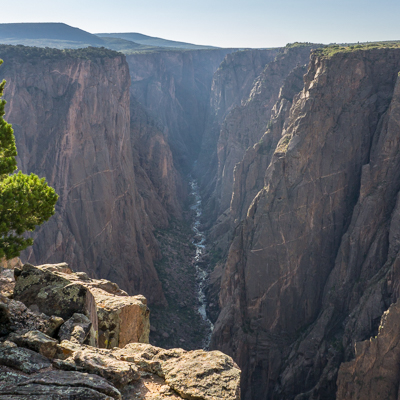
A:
[0, 22, 103, 43]
[0, 23, 219, 53]
[96, 32, 217, 49]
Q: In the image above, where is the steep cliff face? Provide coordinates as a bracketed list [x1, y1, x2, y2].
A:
[231, 64, 307, 223]
[210, 49, 280, 124]
[0, 46, 165, 305]
[211, 47, 400, 399]
[329, 71, 400, 400]
[196, 48, 280, 222]
[130, 96, 184, 229]
[126, 49, 233, 171]
[209, 46, 314, 221]
[336, 301, 400, 400]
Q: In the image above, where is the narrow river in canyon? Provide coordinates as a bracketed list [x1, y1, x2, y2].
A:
[189, 178, 214, 349]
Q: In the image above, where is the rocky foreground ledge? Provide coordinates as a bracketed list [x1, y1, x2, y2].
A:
[0, 261, 241, 399]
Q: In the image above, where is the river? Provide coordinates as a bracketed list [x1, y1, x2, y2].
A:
[189, 178, 214, 349]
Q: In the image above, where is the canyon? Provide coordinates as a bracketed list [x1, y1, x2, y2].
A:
[1, 33, 400, 399]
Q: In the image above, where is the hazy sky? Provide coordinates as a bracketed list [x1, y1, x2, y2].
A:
[2, 0, 400, 48]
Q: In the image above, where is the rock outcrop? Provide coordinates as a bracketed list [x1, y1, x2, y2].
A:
[12, 263, 150, 349]
[0, 45, 166, 304]
[14, 263, 98, 347]
[211, 46, 400, 399]
[0, 262, 241, 400]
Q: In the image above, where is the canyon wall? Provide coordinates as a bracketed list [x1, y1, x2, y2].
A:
[130, 96, 184, 229]
[195, 46, 315, 264]
[0, 45, 176, 305]
[212, 45, 313, 218]
[126, 49, 234, 171]
[210, 46, 400, 399]
[196, 48, 280, 223]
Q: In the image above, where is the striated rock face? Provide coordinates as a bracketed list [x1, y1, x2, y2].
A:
[126, 49, 233, 170]
[336, 301, 400, 400]
[210, 49, 280, 123]
[200, 45, 314, 225]
[130, 96, 184, 228]
[196, 48, 280, 225]
[231, 64, 308, 223]
[0, 370, 122, 400]
[0, 45, 165, 304]
[211, 47, 400, 399]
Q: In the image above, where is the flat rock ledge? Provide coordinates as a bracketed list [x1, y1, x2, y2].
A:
[0, 262, 241, 399]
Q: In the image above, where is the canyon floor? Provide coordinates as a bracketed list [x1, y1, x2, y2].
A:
[150, 183, 214, 350]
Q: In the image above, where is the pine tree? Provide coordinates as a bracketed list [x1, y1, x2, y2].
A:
[0, 60, 58, 259]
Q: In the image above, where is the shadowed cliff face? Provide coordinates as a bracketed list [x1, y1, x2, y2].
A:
[231, 64, 308, 224]
[209, 49, 281, 124]
[196, 48, 280, 224]
[0, 47, 166, 305]
[130, 96, 184, 229]
[126, 49, 233, 171]
[325, 72, 400, 400]
[211, 48, 400, 400]
[198, 46, 314, 228]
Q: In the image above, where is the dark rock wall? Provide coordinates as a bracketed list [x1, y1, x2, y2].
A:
[198, 46, 313, 228]
[126, 49, 233, 172]
[130, 96, 184, 229]
[210, 48, 400, 400]
[196, 48, 280, 224]
[231, 64, 308, 224]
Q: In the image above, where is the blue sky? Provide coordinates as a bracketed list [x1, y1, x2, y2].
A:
[2, 0, 400, 48]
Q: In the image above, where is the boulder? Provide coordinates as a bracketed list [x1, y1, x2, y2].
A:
[162, 350, 241, 400]
[13, 264, 98, 346]
[94, 289, 150, 348]
[54, 342, 140, 388]
[0, 346, 51, 373]
[58, 313, 92, 344]
[2, 370, 122, 399]
[8, 330, 58, 358]
[114, 343, 241, 399]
